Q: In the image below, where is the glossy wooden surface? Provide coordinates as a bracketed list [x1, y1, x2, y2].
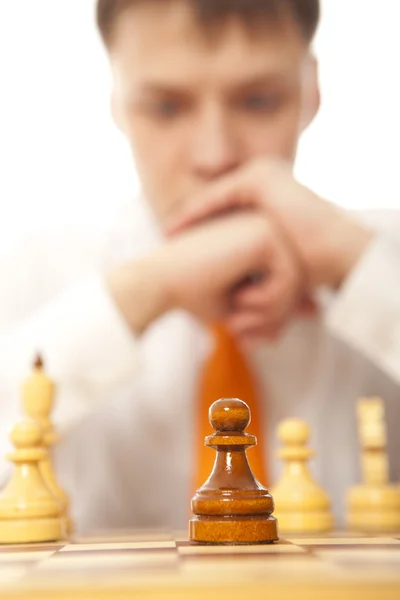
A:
[1, 531, 400, 600]
[190, 398, 278, 543]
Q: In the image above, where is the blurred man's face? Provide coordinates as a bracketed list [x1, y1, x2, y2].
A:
[110, 1, 318, 225]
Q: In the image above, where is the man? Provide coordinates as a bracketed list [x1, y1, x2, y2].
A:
[0, 0, 399, 532]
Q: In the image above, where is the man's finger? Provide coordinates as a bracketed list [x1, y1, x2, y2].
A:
[166, 173, 256, 235]
[234, 283, 317, 317]
[224, 311, 269, 335]
[224, 302, 290, 336]
[232, 284, 272, 310]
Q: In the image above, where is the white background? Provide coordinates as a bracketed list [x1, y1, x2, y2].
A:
[0, 0, 399, 235]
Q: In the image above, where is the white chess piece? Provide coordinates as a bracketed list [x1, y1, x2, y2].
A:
[0, 420, 64, 543]
[347, 398, 400, 532]
[22, 355, 71, 534]
[271, 419, 334, 533]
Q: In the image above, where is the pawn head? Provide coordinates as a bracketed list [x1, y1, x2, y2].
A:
[278, 418, 310, 445]
[209, 398, 250, 432]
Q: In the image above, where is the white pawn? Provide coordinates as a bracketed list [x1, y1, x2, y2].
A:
[347, 398, 400, 532]
[271, 419, 334, 533]
[0, 420, 64, 544]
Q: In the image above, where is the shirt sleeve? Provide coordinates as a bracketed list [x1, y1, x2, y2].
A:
[327, 234, 400, 384]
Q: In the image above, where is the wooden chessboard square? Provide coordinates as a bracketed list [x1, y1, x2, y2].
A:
[314, 548, 400, 565]
[73, 530, 174, 543]
[0, 565, 32, 585]
[180, 554, 337, 582]
[0, 533, 399, 598]
[58, 541, 176, 552]
[53, 548, 178, 560]
[0, 550, 57, 563]
[291, 537, 400, 546]
[176, 540, 306, 556]
[34, 550, 180, 572]
[0, 543, 64, 552]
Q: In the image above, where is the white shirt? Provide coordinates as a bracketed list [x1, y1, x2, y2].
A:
[1, 201, 400, 533]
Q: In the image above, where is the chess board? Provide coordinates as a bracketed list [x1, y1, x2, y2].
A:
[1, 531, 400, 599]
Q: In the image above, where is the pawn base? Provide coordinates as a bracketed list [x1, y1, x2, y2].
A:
[273, 510, 334, 534]
[189, 515, 278, 544]
[348, 510, 400, 533]
[347, 484, 400, 533]
[0, 517, 64, 544]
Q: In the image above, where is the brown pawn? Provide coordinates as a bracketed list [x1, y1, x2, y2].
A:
[189, 398, 279, 544]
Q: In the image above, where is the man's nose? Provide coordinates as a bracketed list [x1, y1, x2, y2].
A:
[189, 103, 243, 180]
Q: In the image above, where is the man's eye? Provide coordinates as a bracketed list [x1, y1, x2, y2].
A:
[241, 94, 279, 112]
[151, 100, 181, 118]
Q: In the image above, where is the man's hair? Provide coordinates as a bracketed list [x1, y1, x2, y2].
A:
[97, 0, 320, 48]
